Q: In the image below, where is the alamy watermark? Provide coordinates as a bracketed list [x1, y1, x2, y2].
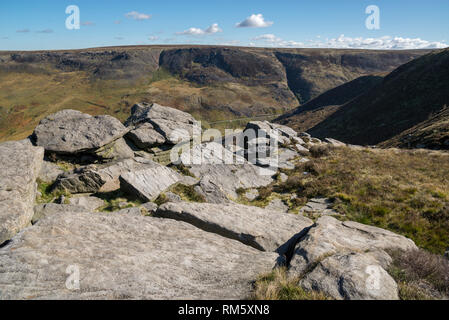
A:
[66, 5, 80, 30]
[366, 5, 380, 30]
[65, 264, 80, 290]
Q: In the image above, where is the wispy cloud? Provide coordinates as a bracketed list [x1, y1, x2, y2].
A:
[253, 34, 303, 47]
[148, 36, 159, 41]
[36, 29, 54, 34]
[114, 36, 124, 40]
[114, 20, 122, 25]
[309, 34, 448, 49]
[16, 29, 30, 33]
[236, 14, 273, 28]
[125, 11, 152, 21]
[81, 21, 95, 26]
[176, 23, 222, 36]
[252, 33, 448, 49]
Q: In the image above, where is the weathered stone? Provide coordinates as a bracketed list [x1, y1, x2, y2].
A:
[164, 192, 183, 203]
[94, 138, 134, 160]
[32, 203, 85, 224]
[53, 158, 163, 194]
[38, 161, 65, 183]
[0, 140, 44, 244]
[179, 142, 274, 203]
[126, 123, 166, 149]
[299, 198, 339, 217]
[68, 195, 105, 212]
[120, 166, 181, 202]
[290, 216, 417, 276]
[125, 103, 200, 145]
[0, 211, 277, 299]
[265, 199, 289, 213]
[300, 252, 399, 300]
[156, 201, 313, 254]
[245, 189, 259, 201]
[32, 110, 128, 154]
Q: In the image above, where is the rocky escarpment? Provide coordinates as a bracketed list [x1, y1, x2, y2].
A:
[0, 103, 426, 300]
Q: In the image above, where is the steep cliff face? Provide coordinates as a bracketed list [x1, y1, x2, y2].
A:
[0, 45, 428, 141]
[307, 48, 449, 148]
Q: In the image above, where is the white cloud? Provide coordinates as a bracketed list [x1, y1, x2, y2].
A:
[125, 11, 152, 21]
[148, 36, 159, 41]
[176, 23, 222, 36]
[310, 34, 448, 49]
[253, 34, 303, 47]
[252, 33, 448, 49]
[236, 14, 273, 28]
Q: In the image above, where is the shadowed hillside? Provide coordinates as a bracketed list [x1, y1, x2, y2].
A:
[307, 48, 449, 148]
[275, 74, 384, 132]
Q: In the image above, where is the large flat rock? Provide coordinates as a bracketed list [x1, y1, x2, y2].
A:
[32, 110, 128, 154]
[0, 211, 278, 300]
[289, 216, 417, 300]
[0, 140, 44, 244]
[156, 202, 313, 254]
[120, 166, 181, 202]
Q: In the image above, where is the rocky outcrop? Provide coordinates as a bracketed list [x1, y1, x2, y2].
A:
[0, 140, 44, 244]
[0, 210, 278, 299]
[289, 216, 417, 300]
[125, 103, 200, 145]
[126, 123, 166, 150]
[178, 142, 274, 203]
[53, 158, 166, 194]
[156, 201, 313, 254]
[32, 110, 129, 154]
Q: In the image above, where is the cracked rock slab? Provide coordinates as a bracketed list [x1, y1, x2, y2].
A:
[32, 110, 129, 154]
[300, 252, 399, 300]
[289, 216, 417, 300]
[156, 201, 313, 254]
[0, 139, 44, 244]
[290, 216, 417, 275]
[0, 211, 278, 300]
[119, 166, 181, 202]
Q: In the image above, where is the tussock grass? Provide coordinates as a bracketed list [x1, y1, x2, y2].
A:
[388, 249, 449, 299]
[251, 267, 330, 300]
[277, 146, 449, 254]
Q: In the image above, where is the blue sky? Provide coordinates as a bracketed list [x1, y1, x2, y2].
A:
[0, 0, 448, 50]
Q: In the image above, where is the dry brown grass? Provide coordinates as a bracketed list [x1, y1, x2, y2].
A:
[278, 146, 449, 253]
[251, 267, 330, 300]
[388, 249, 449, 299]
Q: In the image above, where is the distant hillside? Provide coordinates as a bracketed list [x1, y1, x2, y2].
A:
[0, 45, 427, 141]
[275, 75, 384, 132]
[307, 48, 449, 148]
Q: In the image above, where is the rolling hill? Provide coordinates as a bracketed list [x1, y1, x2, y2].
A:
[0, 45, 428, 142]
